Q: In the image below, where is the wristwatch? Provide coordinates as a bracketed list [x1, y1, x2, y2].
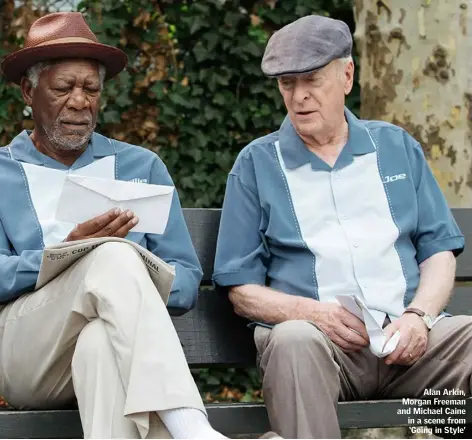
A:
[403, 307, 435, 330]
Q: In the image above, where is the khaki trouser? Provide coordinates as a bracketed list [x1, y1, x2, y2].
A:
[255, 316, 472, 439]
[0, 242, 205, 439]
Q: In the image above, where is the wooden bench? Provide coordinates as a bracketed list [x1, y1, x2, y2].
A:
[1, 208, 472, 438]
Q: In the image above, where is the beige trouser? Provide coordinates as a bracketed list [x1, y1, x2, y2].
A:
[255, 316, 472, 439]
[0, 242, 205, 439]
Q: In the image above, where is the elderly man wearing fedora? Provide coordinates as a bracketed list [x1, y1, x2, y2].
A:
[213, 14, 472, 439]
[0, 11, 276, 440]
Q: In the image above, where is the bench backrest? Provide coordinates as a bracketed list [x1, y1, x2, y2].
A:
[173, 208, 472, 367]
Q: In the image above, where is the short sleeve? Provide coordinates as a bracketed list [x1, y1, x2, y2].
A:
[407, 134, 465, 263]
[146, 157, 202, 315]
[213, 155, 270, 287]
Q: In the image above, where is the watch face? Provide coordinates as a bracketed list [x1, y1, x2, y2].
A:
[423, 315, 434, 329]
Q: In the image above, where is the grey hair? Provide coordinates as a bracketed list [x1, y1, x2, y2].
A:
[335, 55, 353, 79]
[26, 60, 106, 89]
[337, 55, 353, 68]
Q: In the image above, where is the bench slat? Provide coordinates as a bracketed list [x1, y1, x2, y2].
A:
[172, 288, 255, 367]
[3, 399, 471, 438]
[0, 410, 81, 439]
[183, 209, 221, 284]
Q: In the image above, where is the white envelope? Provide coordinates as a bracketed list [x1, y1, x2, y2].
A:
[55, 175, 174, 235]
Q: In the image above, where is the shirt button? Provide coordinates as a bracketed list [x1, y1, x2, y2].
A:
[353, 244, 359, 248]
[341, 215, 348, 220]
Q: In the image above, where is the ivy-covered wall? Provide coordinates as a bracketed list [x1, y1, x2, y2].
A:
[1, 0, 358, 208]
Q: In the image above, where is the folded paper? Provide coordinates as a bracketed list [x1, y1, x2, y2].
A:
[56, 175, 174, 235]
[336, 294, 401, 358]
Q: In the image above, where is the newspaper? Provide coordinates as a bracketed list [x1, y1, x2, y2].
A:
[35, 237, 176, 305]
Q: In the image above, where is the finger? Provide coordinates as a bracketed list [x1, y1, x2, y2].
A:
[399, 331, 421, 364]
[383, 323, 398, 342]
[78, 209, 122, 236]
[335, 325, 369, 348]
[65, 225, 81, 242]
[414, 338, 428, 359]
[385, 331, 412, 365]
[399, 342, 417, 364]
[330, 333, 363, 352]
[340, 312, 369, 342]
[399, 322, 429, 364]
[405, 333, 428, 364]
[113, 216, 139, 238]
[405, 344, 428, 365]
[317, 326, 359, 352]
[92, 210, 134, 238]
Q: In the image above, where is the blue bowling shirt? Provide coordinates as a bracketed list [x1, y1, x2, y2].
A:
[0, 131, 202, 314]
[213, 108, 464, 326]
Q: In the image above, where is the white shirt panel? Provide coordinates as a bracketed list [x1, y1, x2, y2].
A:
[22, 156, 116, 247]
[275, 141, 406, 321]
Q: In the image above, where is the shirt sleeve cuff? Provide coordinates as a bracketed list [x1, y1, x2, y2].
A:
[212, 269, 267, 287]
[416, 236, 465, 264]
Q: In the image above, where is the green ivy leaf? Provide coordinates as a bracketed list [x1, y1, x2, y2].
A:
[233, 109, 246, 130]
[193, 42, 209, 63]
[204, 32, 220, 52]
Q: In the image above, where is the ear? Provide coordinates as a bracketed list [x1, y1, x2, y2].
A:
[344, 60, 355, 95]
[21, 77, 34, 106]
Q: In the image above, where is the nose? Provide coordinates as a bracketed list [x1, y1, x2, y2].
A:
[292, 83, 309, 105]
[66, 87, 90, 111]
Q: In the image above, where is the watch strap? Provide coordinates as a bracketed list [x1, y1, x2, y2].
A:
[404, 307, 426, 317]
[404, 308, 435, 330]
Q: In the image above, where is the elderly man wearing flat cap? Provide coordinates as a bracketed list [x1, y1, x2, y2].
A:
[0, 11, 280, 440]
[214, 14, 472, 439]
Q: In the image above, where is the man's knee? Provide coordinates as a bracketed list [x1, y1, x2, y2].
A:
[68, 242, 166, 325]
[268, 320, 329, 354]
[428, 315, 472, 364]
[72, 320, 109, 366]
[450, 315, 472, 329]
[80, 242, 149, 291]
[432, 315, 472, 345]
[88, 242, 143, 268]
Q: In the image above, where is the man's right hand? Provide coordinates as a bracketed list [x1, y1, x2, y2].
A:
[65, 209, 139, 242]
[312, 303, 369, 352]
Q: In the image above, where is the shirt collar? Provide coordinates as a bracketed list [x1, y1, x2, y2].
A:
[7, 131, 116, 170]
[278, 107, 376, 171]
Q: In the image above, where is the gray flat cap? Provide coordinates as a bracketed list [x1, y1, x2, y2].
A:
[261, 15, 352, 77]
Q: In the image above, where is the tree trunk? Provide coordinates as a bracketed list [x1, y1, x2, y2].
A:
[353, 0, 472, 207]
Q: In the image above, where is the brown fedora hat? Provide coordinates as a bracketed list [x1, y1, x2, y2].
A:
[1, 12, 128, 85]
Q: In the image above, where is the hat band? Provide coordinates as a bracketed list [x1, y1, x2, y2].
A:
[34, 36, 97, 47]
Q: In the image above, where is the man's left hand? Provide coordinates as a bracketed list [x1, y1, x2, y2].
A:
[383, 313, 429, 366]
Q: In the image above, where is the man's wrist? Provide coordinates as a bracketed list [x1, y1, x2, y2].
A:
[403, 307, 435, 330]
[305, 297, 322, 321]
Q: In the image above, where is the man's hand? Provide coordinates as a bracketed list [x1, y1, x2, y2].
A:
[65, 209, 139, 242]
[313, 303, 370, 352]
[383, 313, 428, 366]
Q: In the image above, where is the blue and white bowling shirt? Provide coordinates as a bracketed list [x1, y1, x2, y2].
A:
[213, 108, 464, 325]
[0, 131, 202, 314]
